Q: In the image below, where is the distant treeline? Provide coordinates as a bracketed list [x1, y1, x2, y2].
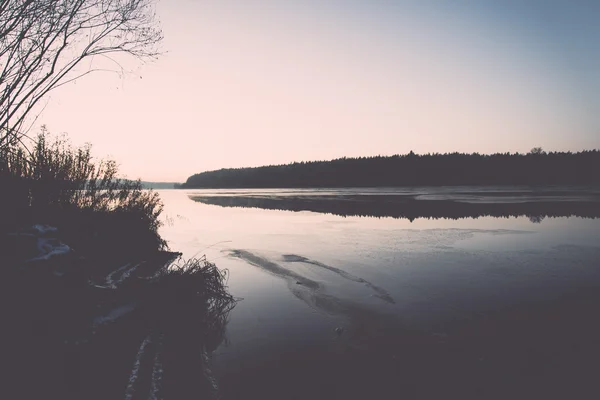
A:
[181, 149, 600, 188]
[140, 181, 180, 189]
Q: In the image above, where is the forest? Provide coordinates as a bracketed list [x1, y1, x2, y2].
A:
[182, 149, 600, 188]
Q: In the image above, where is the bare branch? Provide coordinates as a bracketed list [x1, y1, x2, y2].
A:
[0, 0, 163, 148]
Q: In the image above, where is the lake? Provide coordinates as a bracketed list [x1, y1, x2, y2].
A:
[157, 187, 600, 399]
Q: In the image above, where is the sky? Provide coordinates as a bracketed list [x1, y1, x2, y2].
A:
[36, 0, 600, 182]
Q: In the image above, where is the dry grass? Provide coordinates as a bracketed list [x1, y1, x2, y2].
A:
[145, 256, 237, 343]
[0, 129, 165, 254]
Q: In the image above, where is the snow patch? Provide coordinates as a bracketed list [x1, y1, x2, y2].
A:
[124, 335, 152, 400]
[93, 303, 137, 328]
[106, 263, 132, 288]
[105, 262, 145, 289]
[27, 237, 71, 262]
[149, 335, 165, 400]
[118, 262, 144, 284]
[31, 225, 58, 235]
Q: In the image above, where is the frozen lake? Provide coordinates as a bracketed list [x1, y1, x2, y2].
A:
[157, 187, 600, 399]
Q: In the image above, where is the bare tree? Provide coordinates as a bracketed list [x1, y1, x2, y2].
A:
[0, 0, 163, 149]
[529, 147, 545, 155]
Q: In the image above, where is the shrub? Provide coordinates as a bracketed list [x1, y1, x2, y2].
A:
[0, 128, 165, 254]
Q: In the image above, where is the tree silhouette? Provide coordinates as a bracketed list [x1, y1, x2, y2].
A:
[181, 150, 600, 188]
[0, 0, 163, 149]
[529, 147, 545, 155]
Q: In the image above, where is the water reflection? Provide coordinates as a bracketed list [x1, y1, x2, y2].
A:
[191, 192, 600, 221]
[156, 190, 600, 399]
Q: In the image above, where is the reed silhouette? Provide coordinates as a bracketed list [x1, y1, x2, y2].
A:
[0, 130, 165, 255]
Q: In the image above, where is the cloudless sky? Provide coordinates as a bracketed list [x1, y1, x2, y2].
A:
[37, 0, 600, 181]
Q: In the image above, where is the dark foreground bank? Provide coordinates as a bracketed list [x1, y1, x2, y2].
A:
[1, 225, 235, 400]
[0, 133, 238, 399]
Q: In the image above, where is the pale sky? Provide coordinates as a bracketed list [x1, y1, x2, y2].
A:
[37, 0, 600, 182]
